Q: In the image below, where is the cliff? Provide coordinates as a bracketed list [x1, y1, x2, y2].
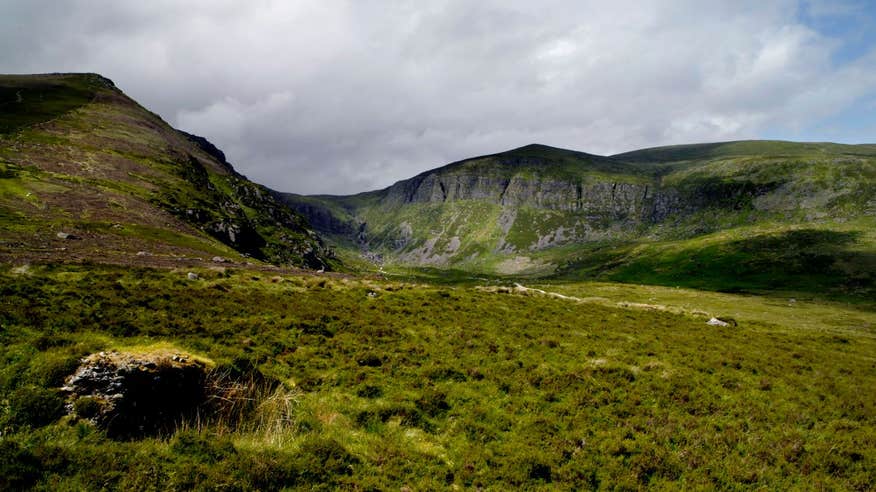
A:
[279, 141, 876, 278]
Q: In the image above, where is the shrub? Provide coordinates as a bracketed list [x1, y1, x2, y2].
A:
[72, 396, 103, 419]
[356, 385, 383, 398]
[296, 437, 359, 483]
[0, 440, 41, 490]
[415, 389, 451, 417]
[6, 386, 65, 428]
[171, 430, 236, 463]
[356, 353, 382, 367]
[29, 351, 85, 387]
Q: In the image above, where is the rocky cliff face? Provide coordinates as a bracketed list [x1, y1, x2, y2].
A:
[281, 142, 876, 272]
[384, 171, 684, 222]
[279, 198, 358, 236]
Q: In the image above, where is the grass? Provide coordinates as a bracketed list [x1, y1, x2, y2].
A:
[1, 263, 874, 489]
[0, 73, 333, 269]
[552, 218, 876, 303]
[614, 140, 876, 163]
[0, 74, 102, 134]
[530, 281, 876, 336]
[2, 75, 875, 488]
[289, 140, 876, 297]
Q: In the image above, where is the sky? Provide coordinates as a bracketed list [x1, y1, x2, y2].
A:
[1, 0, 875, 194]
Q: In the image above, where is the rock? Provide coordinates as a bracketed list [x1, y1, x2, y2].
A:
[136, 251, 149, 257]
[187, 272, 199, 280]
[56, 232, 80, 240]
[211, 256, 227, 263]
[707, 317, 730, 327]
[62, 351, 209, 438]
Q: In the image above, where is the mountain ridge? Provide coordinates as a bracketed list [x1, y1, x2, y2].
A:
[0, 72, 334, 269]
[279, 139, 876, 298]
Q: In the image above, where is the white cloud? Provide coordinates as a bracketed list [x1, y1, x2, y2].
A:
[1, 0, 874, 193]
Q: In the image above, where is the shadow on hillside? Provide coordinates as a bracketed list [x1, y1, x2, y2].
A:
[584, 228, 875, 306]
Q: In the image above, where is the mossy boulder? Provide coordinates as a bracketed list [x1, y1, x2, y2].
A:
[62, 350, 210, 438]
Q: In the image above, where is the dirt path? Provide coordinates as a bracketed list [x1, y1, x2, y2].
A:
[479, 282, 713, 320]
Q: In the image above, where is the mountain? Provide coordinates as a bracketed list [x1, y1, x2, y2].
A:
[280, 141, 876, 298]
[0, 73, 333, 269]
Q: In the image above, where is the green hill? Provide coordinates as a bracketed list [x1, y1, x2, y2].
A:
[0, 73, 334, 269]
[281, 140, 876, 300]
[1, 74, 875, 490]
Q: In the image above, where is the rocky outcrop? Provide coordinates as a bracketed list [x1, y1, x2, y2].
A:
[284, 200, 358, 236]
[384, 171, 685, 224]
[62, 351, 209, 438]
[284, 142, 869, 269]
[179, 130, 239, 176]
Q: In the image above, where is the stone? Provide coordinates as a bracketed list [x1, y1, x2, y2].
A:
[62, 351, 209, 438]
[707, 317, 730, 327]
[187, 272, 199, 280]
[212, 256, 227, 263]
[56, 232, 80, 240]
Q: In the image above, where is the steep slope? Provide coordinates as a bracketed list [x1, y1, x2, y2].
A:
[281, 141, 876, 298]
[280, 144, 660, 269]
[0, 73, 333, 269]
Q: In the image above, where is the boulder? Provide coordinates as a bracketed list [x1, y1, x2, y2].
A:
[62, 351, 209, 438]
[187, 272, 199, 280]
[707, 317, 737, 327]
[56, 232, 80, 240]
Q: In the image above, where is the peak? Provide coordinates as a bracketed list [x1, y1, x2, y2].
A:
[505, 143, 575, 154]
[0, 72, 116, 88]
[498, 143, 607, 161]
[511, 143, 557, 151]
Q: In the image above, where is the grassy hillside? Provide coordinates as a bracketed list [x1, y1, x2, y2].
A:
[410, 144, 653, 181]
[0, 264, 873, 489]
[2, 73, 875, 489]
[284, 140, 876, 299]
[0, 73, 334, 270]
[613, 140, 876, 163]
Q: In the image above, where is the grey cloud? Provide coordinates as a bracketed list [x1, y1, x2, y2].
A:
[1, 0, 874, 194]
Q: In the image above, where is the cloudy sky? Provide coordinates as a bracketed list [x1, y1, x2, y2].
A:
[2, 1, 875, 194]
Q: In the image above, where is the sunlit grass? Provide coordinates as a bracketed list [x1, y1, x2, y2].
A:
[1, 264, 874, 489]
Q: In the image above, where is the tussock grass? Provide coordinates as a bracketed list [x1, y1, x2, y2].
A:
[0, 264, 874, 489]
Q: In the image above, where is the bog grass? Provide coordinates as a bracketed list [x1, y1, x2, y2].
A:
[1, 264, 874, 489]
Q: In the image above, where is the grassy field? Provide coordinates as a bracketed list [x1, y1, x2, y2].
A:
[1, 263, 874, 490]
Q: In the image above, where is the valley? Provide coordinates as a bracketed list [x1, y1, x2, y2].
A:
[1, 265, 874, 489]
[0, 73, 874, 490]
[282, 141, 876, 302]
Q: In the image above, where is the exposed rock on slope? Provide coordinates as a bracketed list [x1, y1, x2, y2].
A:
[280, 141, 876, 284]
[0, 73, 333, 269]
